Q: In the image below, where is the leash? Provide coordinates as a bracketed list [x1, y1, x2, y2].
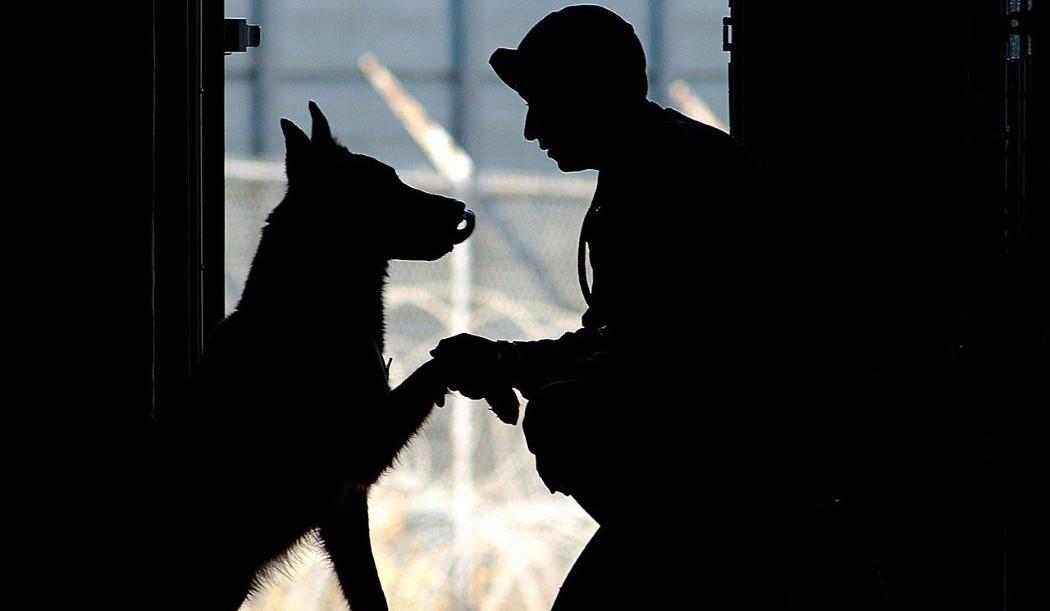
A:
[577, 203, 597, 307]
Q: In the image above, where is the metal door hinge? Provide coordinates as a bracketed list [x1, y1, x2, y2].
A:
[1003, 3, 1033, 60]
[224, 18, 261, 55]
[722, 16, 733, 52]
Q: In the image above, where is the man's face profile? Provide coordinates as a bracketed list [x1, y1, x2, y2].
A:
[522, 89, 607, 172]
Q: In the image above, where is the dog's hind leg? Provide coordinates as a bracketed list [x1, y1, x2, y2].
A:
[320, 489, 389, 611]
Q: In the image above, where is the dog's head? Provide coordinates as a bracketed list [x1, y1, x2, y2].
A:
[277, 101, 475, 261]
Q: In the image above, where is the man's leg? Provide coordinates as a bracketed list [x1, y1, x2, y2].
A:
[523, 379, 631, 524]
[524, 380, 666, 607]
[550, 525, 659, 610]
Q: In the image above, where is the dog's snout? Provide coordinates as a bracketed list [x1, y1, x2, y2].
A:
[452, 209, 475, 244]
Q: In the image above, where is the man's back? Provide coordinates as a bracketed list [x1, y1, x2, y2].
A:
[583, 101, 777, 380]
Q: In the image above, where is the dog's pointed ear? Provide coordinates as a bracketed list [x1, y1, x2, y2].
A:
[308, 101, 333, 144]
[281, 118, 310, 153]
[280, 118, 311, 182]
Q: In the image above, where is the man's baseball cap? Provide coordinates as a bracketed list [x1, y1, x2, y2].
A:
[489, 5, 648, 100]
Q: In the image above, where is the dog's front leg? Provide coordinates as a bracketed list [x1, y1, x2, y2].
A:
[356, 359, 447, 483]
[320, 489, 388, 611]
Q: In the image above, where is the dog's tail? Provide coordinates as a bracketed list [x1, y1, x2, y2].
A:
[320, 489, 389, 611]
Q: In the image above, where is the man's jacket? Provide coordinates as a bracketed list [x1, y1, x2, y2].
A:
[507, 100, 775, 400]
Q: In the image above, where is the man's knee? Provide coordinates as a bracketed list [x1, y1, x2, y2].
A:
[552, 527, 660, 609]
[522, 380, 596, 454]
[526, 379, 592, 408]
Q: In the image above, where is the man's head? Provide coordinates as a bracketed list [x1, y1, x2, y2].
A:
[490, 5, 648, 171]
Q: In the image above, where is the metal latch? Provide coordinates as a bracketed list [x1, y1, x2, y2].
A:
[722, 16, 733, 53]
[224, 18, 261, 55]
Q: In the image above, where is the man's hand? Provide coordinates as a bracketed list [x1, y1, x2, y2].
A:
[430, 333, 520, 424]
[430, 333, 500, 395]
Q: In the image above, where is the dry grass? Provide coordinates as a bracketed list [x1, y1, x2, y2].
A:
[239, 416, 597, 611]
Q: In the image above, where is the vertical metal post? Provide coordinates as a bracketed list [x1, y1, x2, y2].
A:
[449, 177, 474, 611]
[248, 0, 270, 157]
[448, 4, 474, 608]
[449, 0, 470, 149]
[647, 0, 666, 104]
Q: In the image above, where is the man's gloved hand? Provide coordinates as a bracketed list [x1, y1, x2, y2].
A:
[430, 333, 520, 424]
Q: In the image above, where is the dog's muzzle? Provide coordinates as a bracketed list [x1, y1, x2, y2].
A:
[452, 209, 475, 244]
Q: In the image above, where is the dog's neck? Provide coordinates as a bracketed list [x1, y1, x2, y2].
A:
[235, 199, 389, 352]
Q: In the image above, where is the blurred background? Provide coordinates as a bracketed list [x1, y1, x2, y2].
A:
[223, 2, 730, 609]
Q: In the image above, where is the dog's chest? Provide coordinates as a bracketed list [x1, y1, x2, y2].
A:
[341, 333, 390, 396]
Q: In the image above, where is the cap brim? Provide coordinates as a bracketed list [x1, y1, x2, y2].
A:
[490, 48, 532, 96]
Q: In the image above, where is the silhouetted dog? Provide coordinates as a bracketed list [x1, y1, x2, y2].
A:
[161, 102, 473, 611]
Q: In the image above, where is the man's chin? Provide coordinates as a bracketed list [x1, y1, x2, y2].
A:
[553, 156, 590, 172]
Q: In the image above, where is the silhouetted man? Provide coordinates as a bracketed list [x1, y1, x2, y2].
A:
[432, 5, 779, 608]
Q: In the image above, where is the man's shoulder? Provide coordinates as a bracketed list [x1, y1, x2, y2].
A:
[613, 123, 759, 205]
[596, 102, 772, 205]
[649, 106, 750, 162]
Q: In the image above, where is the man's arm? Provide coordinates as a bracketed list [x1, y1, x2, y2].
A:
[495, 325, 607, 398]
[430, 324, 607, 421]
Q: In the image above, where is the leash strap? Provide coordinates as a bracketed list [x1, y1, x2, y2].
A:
[577, 204, 596, 307]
